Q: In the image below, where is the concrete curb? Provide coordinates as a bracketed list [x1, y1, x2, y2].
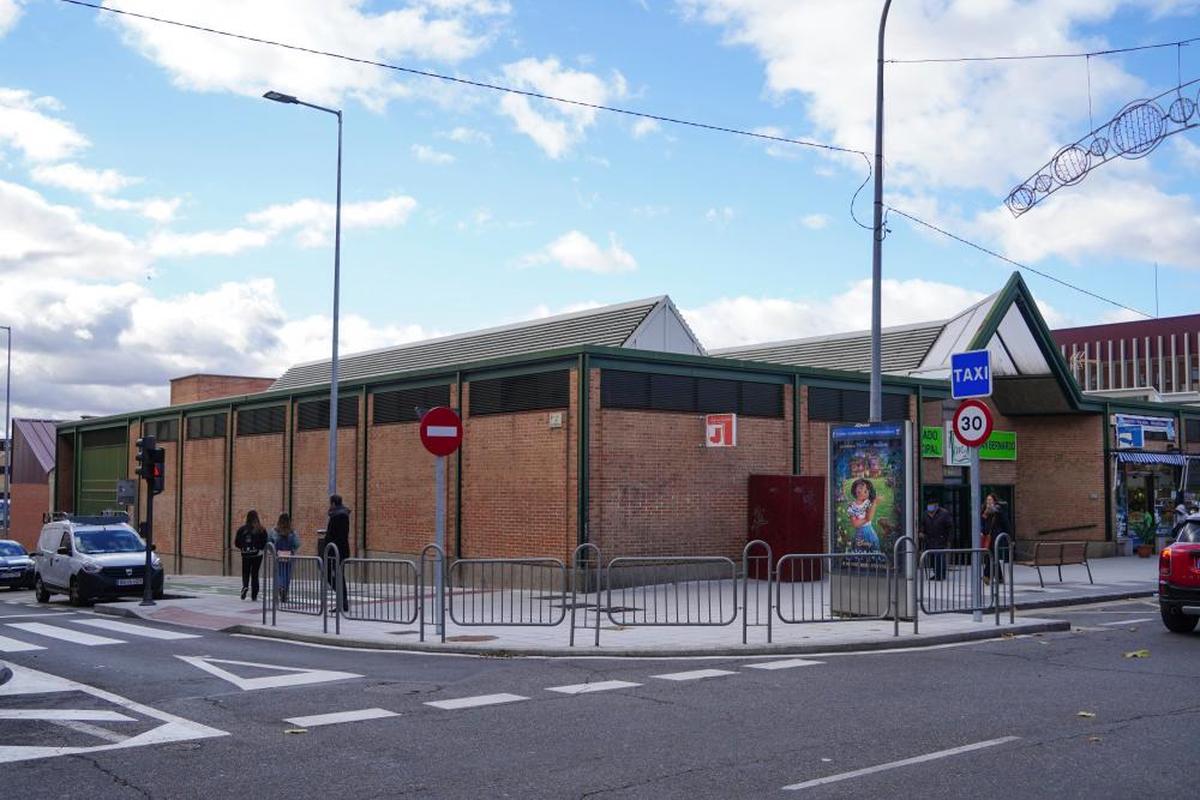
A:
[1012, 589, 1155, 611]
[221, 618, 1072, 658]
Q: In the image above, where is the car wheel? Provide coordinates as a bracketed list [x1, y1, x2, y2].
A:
[35, 578, 50, 603]
[1160, 605, 1198, 634]
[68, 578, 87, 607]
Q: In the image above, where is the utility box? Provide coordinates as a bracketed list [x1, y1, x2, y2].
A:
[747, 475, 825, 581]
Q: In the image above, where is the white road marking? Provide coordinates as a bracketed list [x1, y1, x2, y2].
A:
[425, 693, 528, 710]
[6, 622, 124, 646]
[0, 612, 74, 619]
[175, 655, 361, 691]
[0, 634, 44, 652]
[50, 720, 129, 744]
[1099, 617, 1155, 626]
[651, 669, 738, 682]
[546, 680, 641, 695]
[0, 709, 135, 722]
[746, 659, 824, 671]
[283, 708, 398, 728]
[782, 736, 1021, 791]
[0, 659, 226, 764]
[71, 618, 200, 640]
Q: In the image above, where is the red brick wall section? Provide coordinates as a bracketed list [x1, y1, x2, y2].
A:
[9, 483, 48, 550]
[170, 375, 275, 406]
[461, 376, 574, 561]
[364, 387, 457, 559]
[1012, 413, 1106, 545]
[590, 375, 792, 559]
[180, 436, 226, 571]
[292, 424, 360, 556]
[230, 420, 286, 553]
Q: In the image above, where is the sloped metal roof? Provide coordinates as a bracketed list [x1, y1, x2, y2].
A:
[713, 321, 945, 374]
[271, 297, 667, 391]
[14, 419, 59, 474]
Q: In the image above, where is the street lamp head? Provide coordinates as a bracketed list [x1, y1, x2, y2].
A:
[263, 90, 299, 104]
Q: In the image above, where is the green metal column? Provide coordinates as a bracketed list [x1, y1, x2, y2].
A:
[454, 370, 463, 559]
[792, 374, 801, 474]
[1103, 402, 1114, 544]
[223, 404, 234, 577]
[577, 354, 590, 547]
[175, 412, 184, 573]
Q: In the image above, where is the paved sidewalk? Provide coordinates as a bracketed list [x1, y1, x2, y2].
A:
[87, 555, 1160, 656]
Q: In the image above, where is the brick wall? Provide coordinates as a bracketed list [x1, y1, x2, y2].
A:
[230, 414, 287, 555]
[589, 372, 792, 559]
[1012, 413, 1106, 546]
[180, 436, 226, 573]
[364, 387, 457, 559]
[170, 375, 275, 405]
[9, 483, 48, 549]
[461, 376, 574, 561]
[292, 422, 361, 557]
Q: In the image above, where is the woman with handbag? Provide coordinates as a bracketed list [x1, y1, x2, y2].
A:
[234, 510, 268, 601]
[269, 513, 300, 603]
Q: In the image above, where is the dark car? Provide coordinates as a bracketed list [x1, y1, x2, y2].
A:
[1159, 518, 1200, 634]
[0, 539, 37, 590]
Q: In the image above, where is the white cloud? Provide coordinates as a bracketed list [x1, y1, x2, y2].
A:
[101, 0, 505, 111]
[247, 194, 418, 247]
[411, 143, 456, 164]
[683, 278, 990, 349]
[705, 206, 734, 224]
[632, 204, 670, 218]
[92, 194, 182, 223]
[444, 126, 492, 146]
[800, 213, 829, 230]
[522, 230, 638, 274]
[0, 1, 23, 37]
[30, 162, 136, 195]
[498, 58, 626, 158]
[0, 87, 89, 162]
[632, 118, 661, 138]
[149, 226, 274, 258]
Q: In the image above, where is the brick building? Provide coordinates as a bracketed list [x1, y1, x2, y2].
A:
[53, 275, 1200, 574]
[6, 419, 60, 549]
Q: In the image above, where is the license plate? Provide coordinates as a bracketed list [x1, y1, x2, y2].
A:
[115, 578, 142, 587]
[0, 571, 18, 578]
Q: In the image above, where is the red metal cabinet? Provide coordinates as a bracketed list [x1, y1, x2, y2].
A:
[748, 475, 826, 581]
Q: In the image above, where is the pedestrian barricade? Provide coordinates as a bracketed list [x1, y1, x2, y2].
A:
[262, 542, 328, 627]
[569, 543, 603, 647]
[325, 542, 343, 634]
[775, 552, 893, 624]
[994, 533, 1014, 625]
[341, 558, 420, 625]
[447, 558, 568, 627]
[419, 543, 446, 643]
[742, 540, 773, 643]
[605, 556, 737, 626]
[918, 547, 996, 618]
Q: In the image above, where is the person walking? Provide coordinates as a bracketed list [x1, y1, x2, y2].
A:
[920, 497, 955, 580]
[269, 512, 300, 604]
[325, 494, 351, 613]
[983, 494, 1010, 585]
[234, 510, 268, 601]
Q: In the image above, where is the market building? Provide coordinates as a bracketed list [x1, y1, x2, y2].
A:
[6, 419, 59, 550]
[50, 273, 1200, 575]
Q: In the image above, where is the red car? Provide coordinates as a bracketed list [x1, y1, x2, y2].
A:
[1159, 519, 1200, 634]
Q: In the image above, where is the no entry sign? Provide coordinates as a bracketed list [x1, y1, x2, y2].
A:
[952, 399, 994, 448]
[419, 406, 462, 456]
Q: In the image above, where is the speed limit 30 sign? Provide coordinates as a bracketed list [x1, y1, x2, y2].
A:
[952, 399, 994, 448]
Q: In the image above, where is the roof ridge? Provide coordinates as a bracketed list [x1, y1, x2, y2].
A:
[712, 318, 946, 353]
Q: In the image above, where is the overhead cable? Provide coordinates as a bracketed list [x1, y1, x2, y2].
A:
[888, 34, 1200, 64]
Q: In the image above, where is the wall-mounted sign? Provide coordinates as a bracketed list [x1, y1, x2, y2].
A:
[943, 423, 1017, 464]
[705, 413, 736, 447]
[1111, 413, 1175, 439]
[921, 426, 943, 458]
[1116, 424, 1144, 449]
[829, 422, 911, 556]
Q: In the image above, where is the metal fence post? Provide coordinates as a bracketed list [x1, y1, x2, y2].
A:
[262, 542, 276, 626]
[742, 539, 772, 644]
[420, 543, 446, 643]
[892, 535, 914, 637]
[570, 543, 602, 647]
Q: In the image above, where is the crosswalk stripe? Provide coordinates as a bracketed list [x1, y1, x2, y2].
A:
[6, 622, 125, 646]
[0, 633, 45, 652]
[650, 668, 738, 682]
[425, 693, 528, 710]
[746, 659, 824, 671]
[284, 708, 398, 728]
[546, 680, 642, 695]
[70, 618, 201, 640]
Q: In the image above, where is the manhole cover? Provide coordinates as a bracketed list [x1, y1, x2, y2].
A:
[445, 634, 498, 643]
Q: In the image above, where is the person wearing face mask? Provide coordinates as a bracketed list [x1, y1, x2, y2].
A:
[920, 496, 954, 581]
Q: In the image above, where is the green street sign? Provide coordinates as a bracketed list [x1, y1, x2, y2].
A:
[980, 430, 1017, 461]
[921, 426, 943, 458]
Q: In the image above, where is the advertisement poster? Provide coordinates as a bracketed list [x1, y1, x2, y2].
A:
[829, 422, 910, 556]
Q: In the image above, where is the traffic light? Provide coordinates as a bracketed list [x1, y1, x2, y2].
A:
[134, 435, 156, 480]
[150, 447, 166, 496]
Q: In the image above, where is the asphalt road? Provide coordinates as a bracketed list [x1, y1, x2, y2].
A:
[1, 590, 1195, 799]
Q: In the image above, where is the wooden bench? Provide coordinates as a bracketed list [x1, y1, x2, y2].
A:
[1014, 541, 1094, 588]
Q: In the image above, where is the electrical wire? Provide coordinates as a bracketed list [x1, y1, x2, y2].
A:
[888, 34, 1200, 64]
[60, 0, 866, 157]
[885, 206, 1153, 319]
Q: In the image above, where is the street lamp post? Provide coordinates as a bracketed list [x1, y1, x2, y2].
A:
[263, 91, 343, 498]
[1, 325, 10, 538]
[869, 0, 893, 423]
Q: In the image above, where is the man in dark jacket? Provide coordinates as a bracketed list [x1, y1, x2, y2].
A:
[920, 498, 955, 581]
[325, 494, 351, 612]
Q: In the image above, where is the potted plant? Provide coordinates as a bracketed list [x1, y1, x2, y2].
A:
[1131, 514, 1156, 558]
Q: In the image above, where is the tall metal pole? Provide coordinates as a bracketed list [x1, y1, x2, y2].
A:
[328, 110, 343, 498]
[870, 0, 893, 423]
[970, 446, 982, 623]
[2, 325, 10, 538]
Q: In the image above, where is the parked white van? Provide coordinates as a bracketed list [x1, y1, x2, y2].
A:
[33, 514, 164, 605]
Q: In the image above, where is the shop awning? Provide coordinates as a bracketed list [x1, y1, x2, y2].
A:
[1115, 452, 1188, 466]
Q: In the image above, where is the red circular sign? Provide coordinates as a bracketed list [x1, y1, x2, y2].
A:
[419, 406, 462, 456]
[952, 399, 994, 448]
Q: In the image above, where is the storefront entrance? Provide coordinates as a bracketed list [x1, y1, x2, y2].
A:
[923, 484, 1015, 548]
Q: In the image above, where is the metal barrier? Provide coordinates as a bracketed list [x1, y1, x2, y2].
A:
[605, 556, 737, 626]
[448, 558, 568, 627]
[324, 541, 343, 635]
[261, 542, 276, 626]
[342, 558, 420, 624]
[994, 533, 1014, 625]
[918, 547, 996, 617]
[893, 535, 917, 637]
[569, 543, 602, 647]
[419, 543, 446, 643]
[775, 552, 894, 624]
[742, 540, 773, 644]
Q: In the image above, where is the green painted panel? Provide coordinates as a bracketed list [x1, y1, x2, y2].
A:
[79, 443, 126, 515]
[921, 426, 943, 458]
[980, 430, 1017, 461]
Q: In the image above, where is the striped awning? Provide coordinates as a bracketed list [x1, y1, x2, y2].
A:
[1115, 452, 1188, 466]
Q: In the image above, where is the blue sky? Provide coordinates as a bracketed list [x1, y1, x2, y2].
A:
[3, 0, 1200, 418]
